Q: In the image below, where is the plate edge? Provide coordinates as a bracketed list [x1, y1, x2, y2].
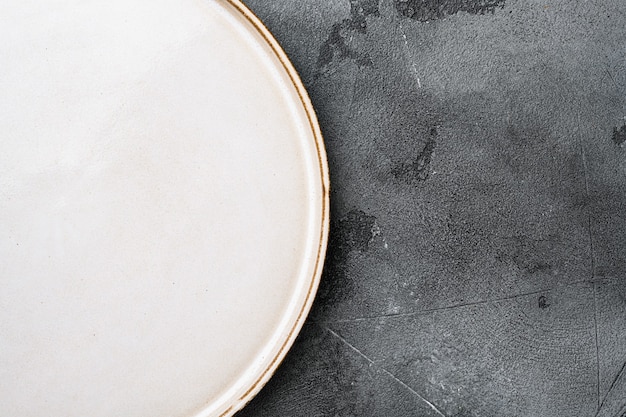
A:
[216, 1, 330, 416]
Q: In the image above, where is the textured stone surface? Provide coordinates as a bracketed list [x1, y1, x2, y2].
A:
[598, 279, 626, 412]
[237, 0, 626, 415]
[328, 283, 597, 417]
[236, 324, 443, 417]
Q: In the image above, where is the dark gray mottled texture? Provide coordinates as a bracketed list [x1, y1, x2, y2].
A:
[329, 283, 597, 417]
[237, 0, 626, 415]
[236, 324, 443, 417]
[598, 279, 626, 411]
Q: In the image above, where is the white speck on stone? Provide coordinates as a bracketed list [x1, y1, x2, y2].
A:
[371, 222, 381, 238]
[386, 303, 401, 315]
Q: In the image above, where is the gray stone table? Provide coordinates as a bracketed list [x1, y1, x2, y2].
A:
[235, 1, 626, 416]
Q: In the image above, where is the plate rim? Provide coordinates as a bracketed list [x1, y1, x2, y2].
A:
[218, 1, 329, 415]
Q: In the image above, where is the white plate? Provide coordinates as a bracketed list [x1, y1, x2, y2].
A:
[0, 1, 328, 416]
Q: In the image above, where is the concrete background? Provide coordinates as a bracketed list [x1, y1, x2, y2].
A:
[236, 1, 626, 416]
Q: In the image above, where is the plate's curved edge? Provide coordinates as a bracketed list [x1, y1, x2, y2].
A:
[217, 1, 330, 416]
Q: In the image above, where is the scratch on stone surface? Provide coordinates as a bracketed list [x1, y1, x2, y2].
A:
[378, 367, 447, 417]
[594, 282, 601, 409]
[576, 115, 594, 278]
[578, 111, 599, 408]
[605, 68, 619, 89]
[319, 280, 590, 324]
[397, 18, 421, 87]
[325, 327, 447, 417]
[597, 358, 626, 416]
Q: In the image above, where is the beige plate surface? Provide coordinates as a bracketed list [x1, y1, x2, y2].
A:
[0, 1, 328, 416]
